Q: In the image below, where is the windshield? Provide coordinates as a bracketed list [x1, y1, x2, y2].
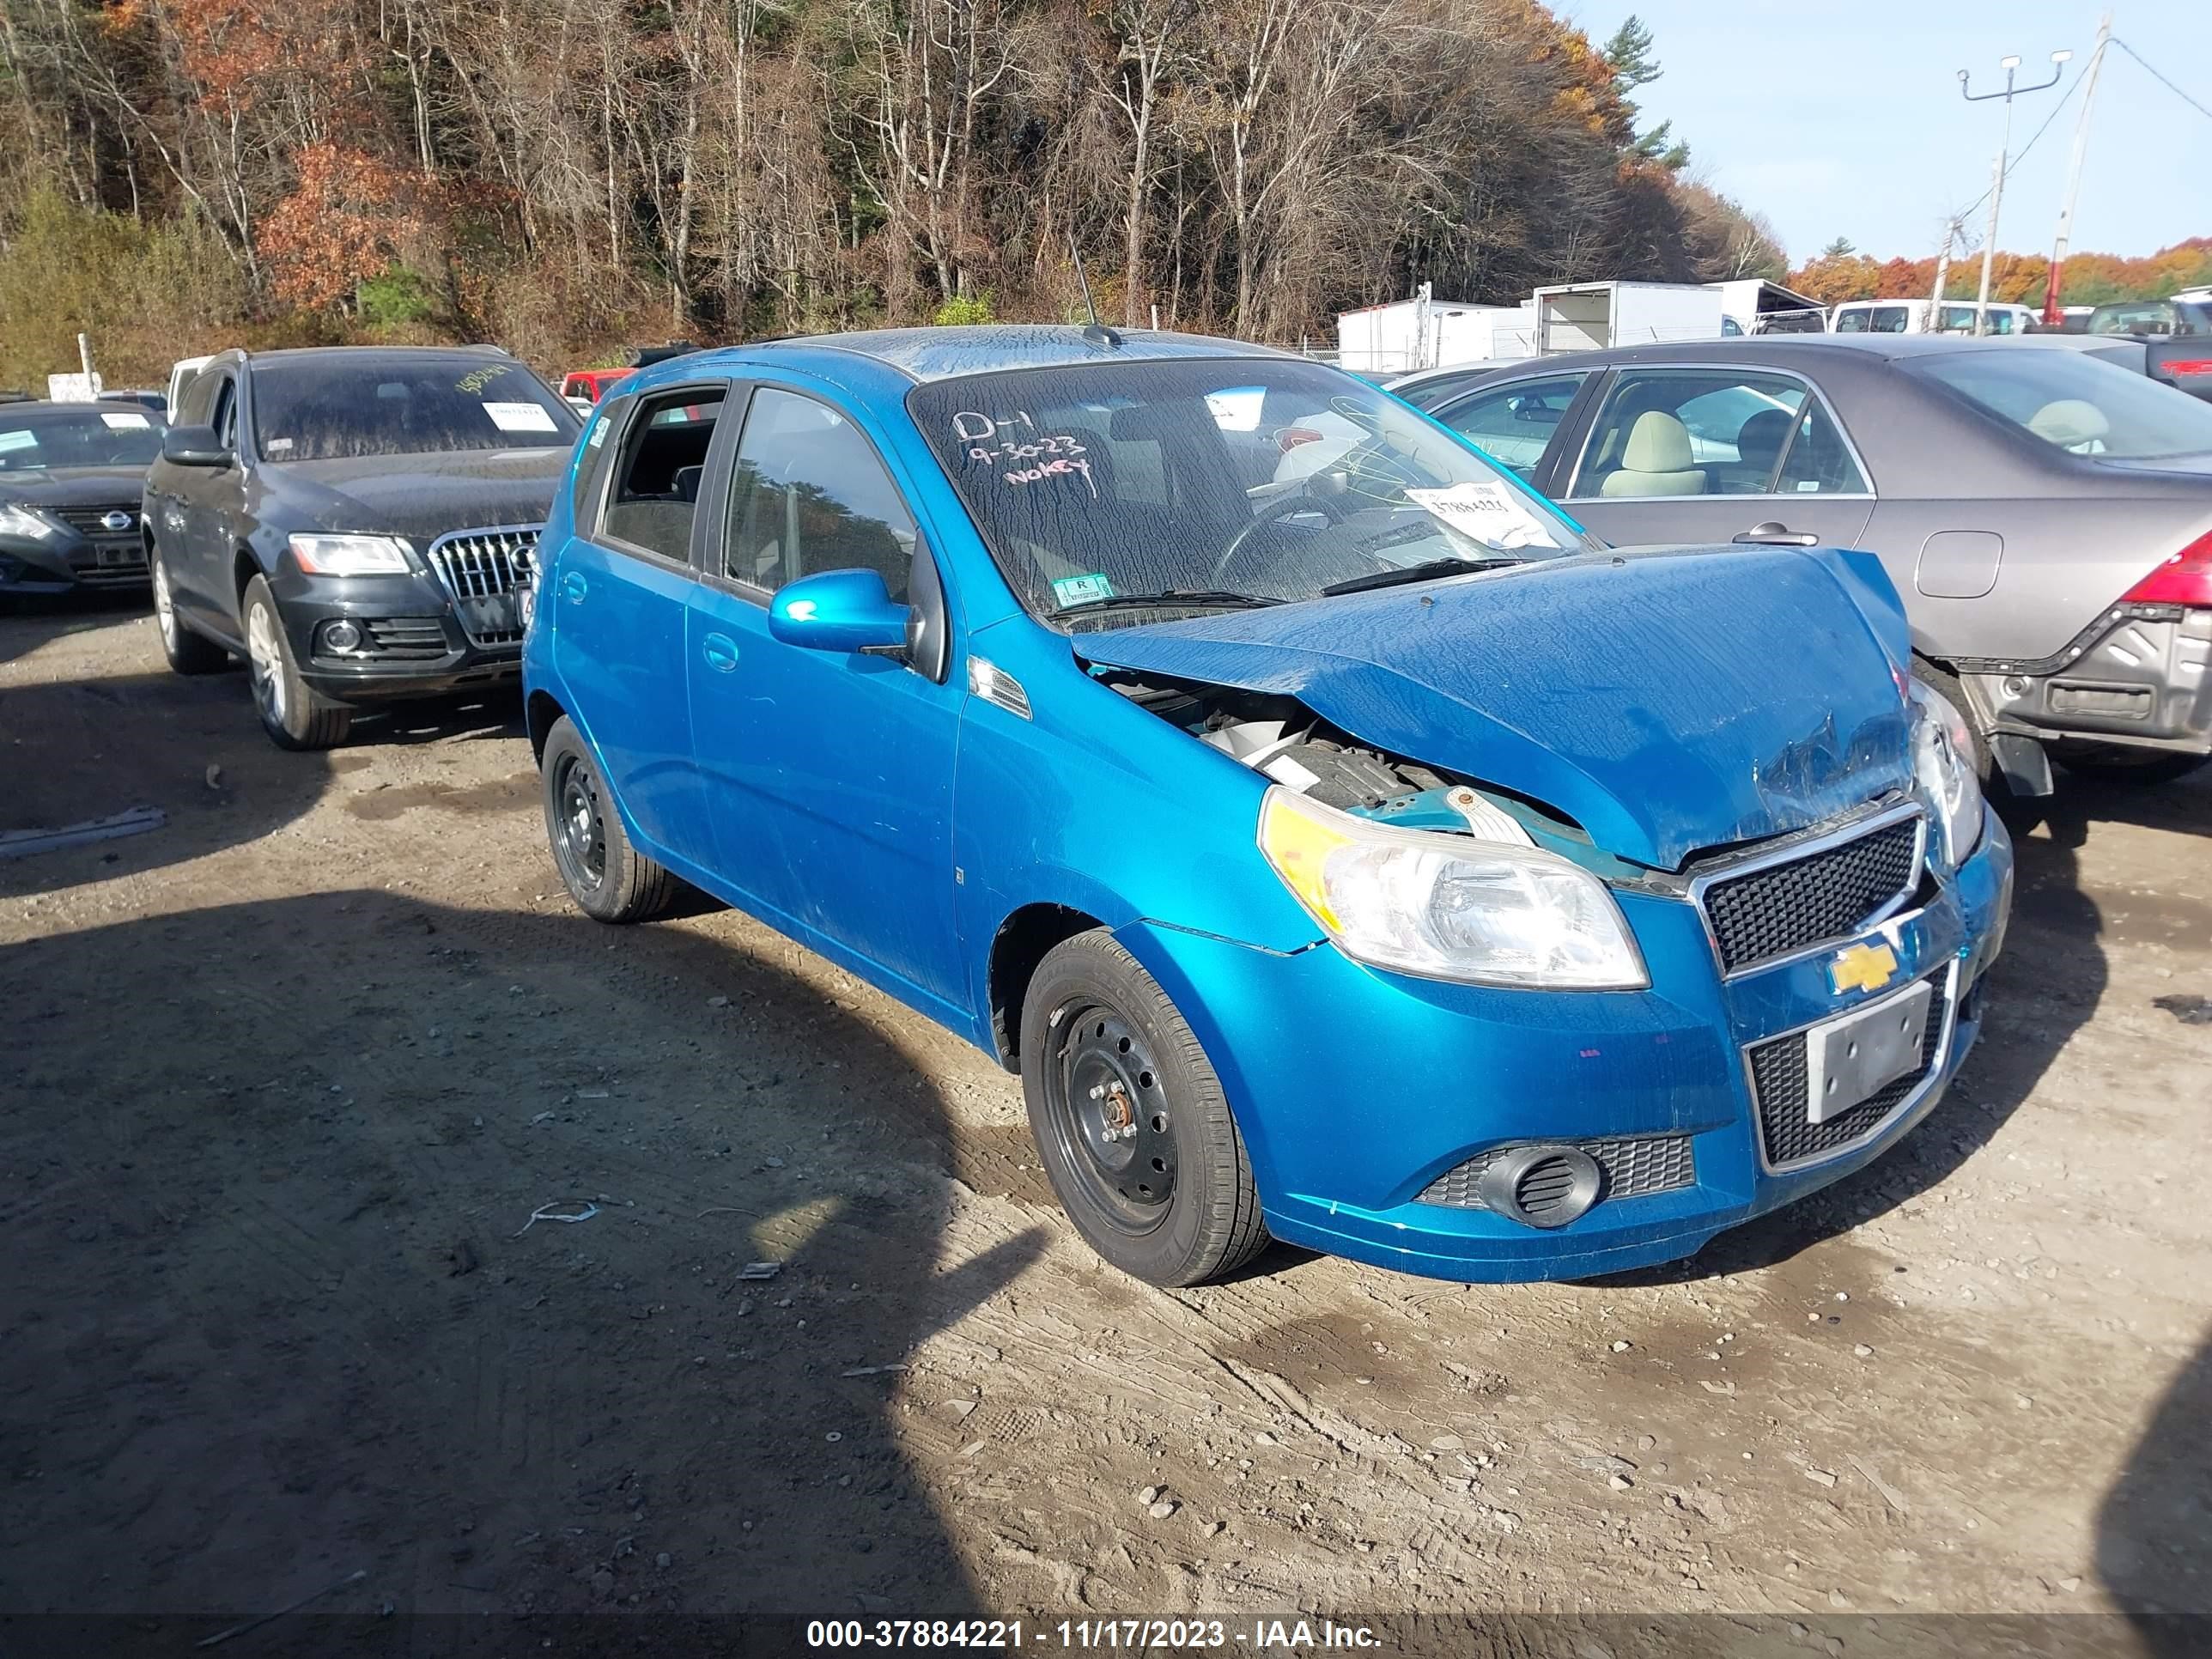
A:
[0, 405, 164, 471]
[908, 358, 1598, 626]
[251, 356, 579, 462]
[1910, 348, 2212, 460]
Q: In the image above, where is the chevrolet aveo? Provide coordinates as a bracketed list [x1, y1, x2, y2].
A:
[521, 326, 2014, 1287]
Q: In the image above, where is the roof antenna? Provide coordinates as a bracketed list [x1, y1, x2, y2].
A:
[1067, 230, 1122, 350]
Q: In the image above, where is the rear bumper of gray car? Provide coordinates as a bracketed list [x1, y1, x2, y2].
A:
[1960, 602, 2212, 758]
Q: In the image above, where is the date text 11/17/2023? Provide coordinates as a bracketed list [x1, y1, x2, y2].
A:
[805, 1619, 1382, 1650]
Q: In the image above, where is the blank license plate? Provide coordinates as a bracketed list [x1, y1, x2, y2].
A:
[1804, 979, 1933, 1124]
[95, 545, 138, 567]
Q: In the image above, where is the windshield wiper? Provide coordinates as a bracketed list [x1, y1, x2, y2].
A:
[1320, 556, 1521, 598]
[1049, 588, 1283, 619]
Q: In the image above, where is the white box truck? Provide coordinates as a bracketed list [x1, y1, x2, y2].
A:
[1531, 282, 1727, 354]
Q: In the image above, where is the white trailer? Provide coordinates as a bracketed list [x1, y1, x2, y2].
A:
[1531, 282, 1727, 354]
[1335, 286, 1535, 374]
[1706, 278, 1829, 335]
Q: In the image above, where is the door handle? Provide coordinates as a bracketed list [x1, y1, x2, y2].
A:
[1732, 521, 1820, 548]
[561, 571, 589, 603]
[701, 633, 740, 672]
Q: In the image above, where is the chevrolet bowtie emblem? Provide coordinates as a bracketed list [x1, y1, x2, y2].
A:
[1829, 940, 1899, 996]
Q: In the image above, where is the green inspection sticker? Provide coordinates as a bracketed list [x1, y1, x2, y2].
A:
[1051, 573, 1115, 606]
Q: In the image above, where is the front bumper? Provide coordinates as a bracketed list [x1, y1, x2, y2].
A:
[271, 567, 526, 705]
[0, 529, 150, 593]
[1117, 809, 2014, 1283]
[1968, 604, 2212, 757]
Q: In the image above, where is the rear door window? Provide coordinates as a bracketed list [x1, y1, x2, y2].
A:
[599, 389, 726, 563]
[1566, 369, 1822, 499]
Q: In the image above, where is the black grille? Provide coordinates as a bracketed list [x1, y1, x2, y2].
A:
[1748, 972, 1949, 1168]
[1419, 1135, 1694, 1209]
[66, 545, 149, 586]
[1701, 817, 1920, 974]
[50, 503, 142, 538]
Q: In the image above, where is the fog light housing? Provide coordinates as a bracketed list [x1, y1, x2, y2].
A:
[1476, 1145, 1603, 1229]
[320, 619, 365, 653]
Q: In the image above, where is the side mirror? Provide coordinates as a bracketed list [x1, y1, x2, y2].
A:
[768, 568, 912, 658]
[161, 425, 229, 467]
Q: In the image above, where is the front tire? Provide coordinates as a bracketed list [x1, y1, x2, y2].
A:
[539, 715, 680, 923]
[242, 575, 350, 749]
[2052, 743, 2209, 787]
[151, 546, 228, 675]
[1020, 930, 1268, 1287]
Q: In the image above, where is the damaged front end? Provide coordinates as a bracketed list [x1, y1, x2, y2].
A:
[1102, 673, 1651, 989]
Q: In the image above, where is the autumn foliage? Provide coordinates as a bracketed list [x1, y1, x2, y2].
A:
[1790, 239, 2212, 310]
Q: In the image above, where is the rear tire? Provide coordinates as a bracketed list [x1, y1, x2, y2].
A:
[151, 546, 228, 675]
[241, 574, 350, 749]
[540, 715, 680, 923]
[1020, 930, 1268, 1287]
[2052, 743, 2209, 787]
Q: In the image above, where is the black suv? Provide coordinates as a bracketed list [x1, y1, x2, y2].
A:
[143, 345, 580, 748]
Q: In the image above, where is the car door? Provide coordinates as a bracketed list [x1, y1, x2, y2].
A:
[1554, 365, 1878, 555]
[1427, 371, 1595, 483]
[174, 370, 250, 637]
[685, 381, 965, 1012]
[550, 383, 724, 875]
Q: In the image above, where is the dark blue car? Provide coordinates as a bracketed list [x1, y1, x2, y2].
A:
[521, 326, 2014, 1287]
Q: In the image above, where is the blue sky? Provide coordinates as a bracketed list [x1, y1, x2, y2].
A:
[1582, 1, 2212, 264]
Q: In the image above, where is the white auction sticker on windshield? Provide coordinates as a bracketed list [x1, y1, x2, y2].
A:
[100, 410, 151, 429]
[0, 430, 38, 454]
[1405, 481, 1562, 551]
[483, 401, 559, 434]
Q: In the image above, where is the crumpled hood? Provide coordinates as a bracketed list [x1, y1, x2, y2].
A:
[262, 449, 568, 540]
[1079, 544, 1916, 871]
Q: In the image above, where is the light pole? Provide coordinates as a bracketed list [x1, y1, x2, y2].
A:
[1959, 48, 2071, 335]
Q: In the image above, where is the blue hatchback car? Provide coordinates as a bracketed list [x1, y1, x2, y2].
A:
[520, 326, 2014, 1287]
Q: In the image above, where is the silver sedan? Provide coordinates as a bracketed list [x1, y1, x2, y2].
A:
[1392, 337, 2212, 791]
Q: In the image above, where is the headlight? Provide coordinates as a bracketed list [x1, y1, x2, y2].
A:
[1258, 787, 1648, 989]
[0, 502, 59, 541]
[1908, 678, 1984, 873]
[288, 533, 414, 575]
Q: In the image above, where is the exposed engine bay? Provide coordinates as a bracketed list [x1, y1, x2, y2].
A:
[1103, 672, 1605, 859]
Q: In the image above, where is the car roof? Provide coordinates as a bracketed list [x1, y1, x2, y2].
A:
[222, 344, 515, 368]
[708, 325, 1294, 385]
[1471, 334, 2063, 375]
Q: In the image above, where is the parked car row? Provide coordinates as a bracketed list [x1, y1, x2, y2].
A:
[38, 319, 2189, 1297]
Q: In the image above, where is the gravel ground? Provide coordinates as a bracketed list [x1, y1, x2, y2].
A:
[2, 595, 2208, 1653]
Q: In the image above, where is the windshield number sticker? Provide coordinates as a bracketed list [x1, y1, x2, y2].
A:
[1405, 482, 1562, 551]
[1051, 573, 1115, 607]
[264, 437, 295, 453]
[0, 430, 38, 454]
[484, 401, 559, 434]
[100, 411, 151, 429]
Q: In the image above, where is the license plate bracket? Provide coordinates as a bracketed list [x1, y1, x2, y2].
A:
[1805, 978, 1933, 1124]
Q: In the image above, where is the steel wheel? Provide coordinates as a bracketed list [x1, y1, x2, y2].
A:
[246, 599, 286, 729]
[552, 751, 608, 894]
[1042, 1001, 1176, 1235]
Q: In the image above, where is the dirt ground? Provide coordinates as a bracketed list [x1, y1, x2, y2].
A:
[3, 594, 2209, 1652]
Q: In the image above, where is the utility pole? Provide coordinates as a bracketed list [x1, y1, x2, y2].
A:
[1960, 47, 2072, 336]
[1929, 214, 1965, 319]
[2044, 12, 2112, 325]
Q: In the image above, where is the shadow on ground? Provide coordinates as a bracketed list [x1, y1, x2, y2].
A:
[0, 888, 1043, 1644]
[2100, 1331, 2212, 1653]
